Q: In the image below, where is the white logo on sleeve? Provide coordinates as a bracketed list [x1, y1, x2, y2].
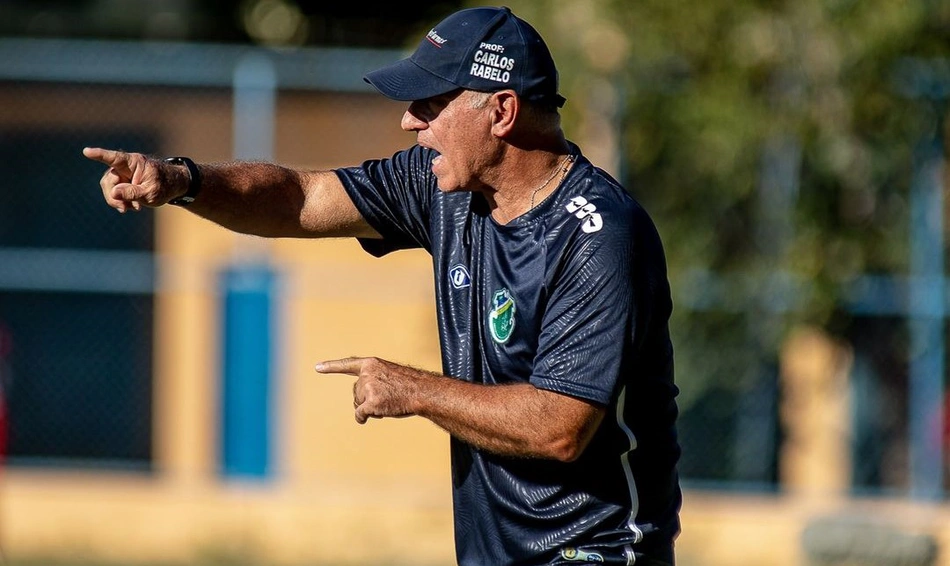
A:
[565, 196, 604, 233]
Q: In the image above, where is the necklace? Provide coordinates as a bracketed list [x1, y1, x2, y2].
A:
[530, 153, 576, 208]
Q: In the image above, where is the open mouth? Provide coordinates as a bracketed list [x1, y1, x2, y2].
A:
[430, 150, 443, 171]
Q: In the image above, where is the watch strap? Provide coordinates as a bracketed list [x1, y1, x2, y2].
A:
[164, 156, 202, 206]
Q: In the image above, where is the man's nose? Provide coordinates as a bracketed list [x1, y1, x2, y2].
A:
[401, 110, 427, 132]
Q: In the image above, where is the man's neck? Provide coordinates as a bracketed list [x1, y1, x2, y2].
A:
[485, 144, 574, 225]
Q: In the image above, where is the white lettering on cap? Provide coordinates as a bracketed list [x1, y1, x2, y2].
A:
[469, 49, 516, 84]
[426, 29, 447, 47]
[470, 63, 511, 83]
[479, 42, 505, 53]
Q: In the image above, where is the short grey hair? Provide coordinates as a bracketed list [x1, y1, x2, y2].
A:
[469, 91, 492, 109]
[466, 90, 562, 134]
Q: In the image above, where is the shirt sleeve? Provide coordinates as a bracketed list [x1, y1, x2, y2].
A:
[334, 145, 438, 257]
[530, 204, 645, 406]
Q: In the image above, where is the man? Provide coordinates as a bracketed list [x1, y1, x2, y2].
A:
[84, 6, 681, 565]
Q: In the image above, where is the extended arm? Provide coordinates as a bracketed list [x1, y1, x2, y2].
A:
[316, 357, 606, 462]
[83, 147, 379, 239]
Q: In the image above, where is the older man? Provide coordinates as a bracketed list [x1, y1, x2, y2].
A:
[85, 6, 681, 565]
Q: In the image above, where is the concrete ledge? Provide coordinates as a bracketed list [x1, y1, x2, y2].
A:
[1, 470, 455, 566]
[4, 472, 950, 566]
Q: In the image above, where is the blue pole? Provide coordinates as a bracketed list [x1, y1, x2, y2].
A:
[895, 57, 948, 500]
[908, 136, 945, 500]
[220, 264, 277, 479]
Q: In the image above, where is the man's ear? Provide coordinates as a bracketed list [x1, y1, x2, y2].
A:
[489, 90, 519, 137]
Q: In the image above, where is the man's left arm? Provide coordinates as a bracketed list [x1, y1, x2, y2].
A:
[315, 197, 638, 462]
[316, 357, 605, 462]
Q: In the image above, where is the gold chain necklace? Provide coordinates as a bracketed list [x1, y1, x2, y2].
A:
[530, 154, 576, 209]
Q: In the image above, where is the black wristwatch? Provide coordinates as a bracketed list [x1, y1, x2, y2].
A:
[164, 156, 202, 206]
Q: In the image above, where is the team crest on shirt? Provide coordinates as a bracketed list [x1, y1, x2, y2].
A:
[488, 288, 516, 344]
[559, 547, 605, 562]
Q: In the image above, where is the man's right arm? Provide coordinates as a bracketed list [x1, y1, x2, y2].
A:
[82, 147, 380, 239]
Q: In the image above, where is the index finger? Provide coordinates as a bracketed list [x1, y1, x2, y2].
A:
[82, 147, 126, 167]
[314, 357, 365, 376]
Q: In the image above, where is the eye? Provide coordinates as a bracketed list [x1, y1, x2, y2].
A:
[409, 90, 461, 122]
[425, 100, 443, 116]
[410, 97, 445, 121]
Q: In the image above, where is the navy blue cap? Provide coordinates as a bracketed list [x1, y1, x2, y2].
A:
[364, 6, 566, 107]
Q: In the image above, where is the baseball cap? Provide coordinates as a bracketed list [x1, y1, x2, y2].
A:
[364, 6, 566, 107]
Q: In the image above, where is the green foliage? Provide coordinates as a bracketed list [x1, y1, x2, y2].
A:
[491, 0, 945, 308]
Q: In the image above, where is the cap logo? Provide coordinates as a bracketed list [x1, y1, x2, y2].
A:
[470, 46, 515, 85]
[426, 29, 447, 48]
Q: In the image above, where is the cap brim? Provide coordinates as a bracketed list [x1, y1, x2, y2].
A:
[364, 58, 460, 102]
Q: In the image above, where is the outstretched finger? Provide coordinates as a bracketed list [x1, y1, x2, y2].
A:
[85, 147, 137, 180]
[83, 147, 126, 167]
[315, 357, 365, 376]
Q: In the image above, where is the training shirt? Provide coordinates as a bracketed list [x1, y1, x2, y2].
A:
[336, 144, 682, 566]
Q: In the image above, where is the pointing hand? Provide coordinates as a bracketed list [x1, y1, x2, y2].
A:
[83, 147, 189, 212]
[316, 357, 424, 424]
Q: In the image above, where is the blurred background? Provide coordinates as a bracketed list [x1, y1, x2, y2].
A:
[1, 0, 949, 565]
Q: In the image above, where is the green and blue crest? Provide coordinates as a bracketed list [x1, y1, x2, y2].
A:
[488, 288, 516, 344]
[559, 547, 605, 563]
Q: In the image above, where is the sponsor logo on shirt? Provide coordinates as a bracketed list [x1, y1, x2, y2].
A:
[448, 264, 471, 289]
[565, 196, 604, 234]
[559, 547, 605, 562]
[488, 288, 516, 344]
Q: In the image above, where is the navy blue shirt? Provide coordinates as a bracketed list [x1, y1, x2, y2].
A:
[336, 144, 681, 566]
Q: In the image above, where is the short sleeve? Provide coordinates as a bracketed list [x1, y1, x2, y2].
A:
[530, 212, 637, 406]
[335, 145, 438, 257]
